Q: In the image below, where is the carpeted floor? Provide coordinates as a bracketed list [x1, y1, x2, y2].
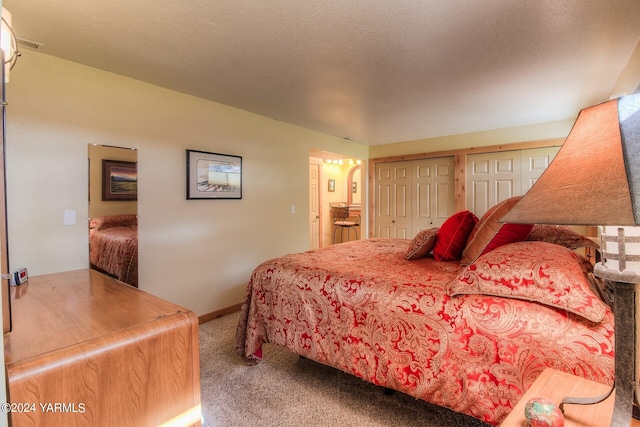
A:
[198, 312, 491, 427]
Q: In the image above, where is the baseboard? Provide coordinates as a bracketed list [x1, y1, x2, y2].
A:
[198, 303, 242, 324]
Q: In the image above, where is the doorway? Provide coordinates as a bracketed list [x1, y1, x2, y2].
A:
[309, 162, 321, 250]
[309, 151, 364, 248]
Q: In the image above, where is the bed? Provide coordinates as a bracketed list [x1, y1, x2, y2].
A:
[89, 214, 138, 287]
[236, 197, 613, 425]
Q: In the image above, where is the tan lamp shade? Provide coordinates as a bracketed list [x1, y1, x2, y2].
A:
[502, 92, 640, 226]
[503, 92, 640, 427]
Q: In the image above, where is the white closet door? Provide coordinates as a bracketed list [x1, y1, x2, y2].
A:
[412, 157, 455, 234]
[412, 160, 434, 234]
[375, 157, 454, 239]
[375, 161, 411, 238]
[467, 151, 522, 217]
[434, 160, 456, 227]
[467, 147, 560, 217]
[521, 147, 559, 192]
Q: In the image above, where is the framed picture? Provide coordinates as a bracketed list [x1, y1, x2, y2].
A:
[102, 159, 137, 201]
[328, 179, 335, 192]
[187, 149, 242, 199]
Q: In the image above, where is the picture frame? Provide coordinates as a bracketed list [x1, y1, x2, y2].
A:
[328, 179, 335, 192]
[187, 149, 242, 199]
[102, 159, 137, 201]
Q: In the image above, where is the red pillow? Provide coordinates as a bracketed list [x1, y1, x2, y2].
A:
[433, 211, 478, 261]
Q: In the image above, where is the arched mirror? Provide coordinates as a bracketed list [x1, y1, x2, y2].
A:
[88, 144, 138, 287]
[348, 165, 361, 207]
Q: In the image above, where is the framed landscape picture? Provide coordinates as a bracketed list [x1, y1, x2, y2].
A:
[102, 159, 137, 201]
[187, 149, 242, 199]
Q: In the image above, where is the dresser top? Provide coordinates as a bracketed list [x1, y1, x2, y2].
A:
[4, 269, 189, 364]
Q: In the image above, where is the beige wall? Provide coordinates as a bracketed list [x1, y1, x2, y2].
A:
[5, 50, 368, 315]
[370, 119, 575, 159]
[611, 39, 640, 97]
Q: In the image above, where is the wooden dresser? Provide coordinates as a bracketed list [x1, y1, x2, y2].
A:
[3, 269, 201, 426]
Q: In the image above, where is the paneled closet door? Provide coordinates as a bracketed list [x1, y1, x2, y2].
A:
[466, 151, 521, 217]
[521, 147, 559, 192]
[375, 157, 454, 239]
[375, 161, 411, 238]
[466, 147, 559, 217]
[412, 158, 455, 234]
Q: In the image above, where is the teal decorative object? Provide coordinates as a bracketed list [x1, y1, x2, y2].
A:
[524, 398, 564, 427]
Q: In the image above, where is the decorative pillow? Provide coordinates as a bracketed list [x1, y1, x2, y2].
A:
[447, 241, 608, 323]
[461, 196, 533, 265]
[527, 224, 599, 250]
[433, 211, 478, 261]
[405, 227, 438, 260]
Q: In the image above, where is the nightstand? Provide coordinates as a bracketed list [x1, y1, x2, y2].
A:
[501, 368, 640, 426]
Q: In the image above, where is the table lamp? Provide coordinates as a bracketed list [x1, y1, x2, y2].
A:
[502, 91, 640, 426]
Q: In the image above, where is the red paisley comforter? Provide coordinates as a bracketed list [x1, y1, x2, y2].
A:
[236, 238, 614, 425]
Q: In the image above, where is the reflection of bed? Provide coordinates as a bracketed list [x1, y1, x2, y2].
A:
[89, 214, 138, 287]
[236, 199, 613, 425]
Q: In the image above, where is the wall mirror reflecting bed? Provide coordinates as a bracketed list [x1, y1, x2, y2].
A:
[88, 144, 138, 287]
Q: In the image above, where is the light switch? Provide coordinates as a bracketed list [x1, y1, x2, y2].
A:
[63, 210, 76, 226]
[290, 205, 296, 214]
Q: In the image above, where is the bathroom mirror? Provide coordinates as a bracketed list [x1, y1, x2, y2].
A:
[348, 165, 361, 207]
[88, 144, 138, 287]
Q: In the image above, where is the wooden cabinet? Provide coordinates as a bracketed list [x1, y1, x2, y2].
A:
[4, 269, 201, 427]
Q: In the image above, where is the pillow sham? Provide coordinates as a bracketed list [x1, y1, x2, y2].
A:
[447, 241, 608, 323]
[433, 211, 478, 261]
[527, 224, 599, 250]
[405, 227, 438, 260]
[461, 196, 533, 265]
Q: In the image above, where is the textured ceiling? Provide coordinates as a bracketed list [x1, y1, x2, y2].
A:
[3, 0, 640, 145]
